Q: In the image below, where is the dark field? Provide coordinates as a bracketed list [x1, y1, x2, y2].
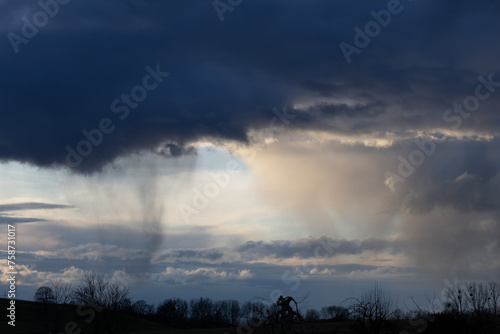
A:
[1, 299, 498, 334]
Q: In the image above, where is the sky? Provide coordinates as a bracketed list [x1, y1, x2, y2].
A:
[0, 0, 499, 312]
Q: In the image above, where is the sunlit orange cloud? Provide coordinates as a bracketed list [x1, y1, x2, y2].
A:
[231, 129, 500, 282]
[237, 134, 399, 238]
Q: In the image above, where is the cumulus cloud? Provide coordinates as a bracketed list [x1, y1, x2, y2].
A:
[347, 266, 410, 279]
[309, 268, 334, 275]
[31, 243, 151, 262]
[0, 265, 85, 286]
[23, 235, 404, 266]
[110, 269, 135, 286]
[153, 267, 254, 284]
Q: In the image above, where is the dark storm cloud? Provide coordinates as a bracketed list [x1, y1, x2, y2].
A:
[300, 100, 387, 121]
[382, 137, 500, 277]
[1, 0, 500, 173]
[389, 139, 500, 214]
[158, 143, 197, 158]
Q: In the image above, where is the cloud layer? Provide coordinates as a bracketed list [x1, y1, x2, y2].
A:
[1, 0, 499, 173]
[0, 202, 74, 224]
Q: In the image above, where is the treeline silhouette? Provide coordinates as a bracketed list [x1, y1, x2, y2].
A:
[33, 271, 500, 334]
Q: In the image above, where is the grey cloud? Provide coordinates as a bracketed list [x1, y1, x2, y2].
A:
[237, 235, 403, 260]
[152, 267, 254, 284]
[22, 234, 403, 267]
[0, 202, 75, 212]
[0, 215, 46, 224]
[152, 248, 226, 264]
[391, 139, 500, 214]
[0, 202, 74, 224]
[32, 243, 151, 262]
[401, 209, 500, 280]
[1, 0, 499, 172]
[158, 143, 197, 158]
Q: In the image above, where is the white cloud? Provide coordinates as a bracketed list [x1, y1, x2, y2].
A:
[0, 265, 85, 286]
[153, 266, 254, 283]
[453, 171, 479, 183]
[347, 266, 408, 279]
[31, 243, 150, 262]
[309, 268, 334, 275]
